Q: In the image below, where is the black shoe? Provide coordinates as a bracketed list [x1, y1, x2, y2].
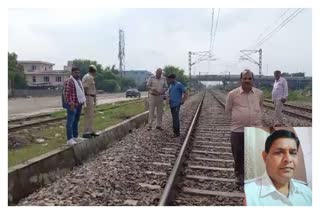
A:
[82, 133, 93, 139]
[147, 126, 152, 131]
[91, 132, 100, 137]
[171, 134, 180, 138]
[156, 126, 164, 131]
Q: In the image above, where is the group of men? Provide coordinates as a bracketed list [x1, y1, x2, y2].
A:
[146, 68, 187, 138]
[62, 66, 188, 145]
[61, 66, 309, 206]
[62, 65, 99, 146]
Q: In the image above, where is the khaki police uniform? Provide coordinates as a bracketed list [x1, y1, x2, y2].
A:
[82, 73, 96, 134]
[146, 75, 168, 128]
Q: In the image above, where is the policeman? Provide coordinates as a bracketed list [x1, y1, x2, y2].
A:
[146, 68, 168, 130]
[82, 65, 99, 138]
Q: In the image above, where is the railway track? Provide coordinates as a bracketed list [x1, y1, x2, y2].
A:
[17, 92, 204, 206]
[264, 98, 312, 113]
[159, 91, 243, 206]
[214, 90, 312, 122]
[17, 92, 243, 206]
[8, 99, 145, 133]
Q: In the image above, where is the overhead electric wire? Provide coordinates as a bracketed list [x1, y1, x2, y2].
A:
[254, 8, 304, 48]
[253, 8, 291, 46]
[211, 8, 220, 52]
[209, 9, 215, 52]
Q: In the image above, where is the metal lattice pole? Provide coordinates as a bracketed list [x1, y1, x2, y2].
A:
[118, 29, 125, 77]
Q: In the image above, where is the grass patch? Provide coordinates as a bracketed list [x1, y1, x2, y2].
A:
[49, 99, 144, 118]
[260, 88, 311, 102]
[8, 100, 145, 167]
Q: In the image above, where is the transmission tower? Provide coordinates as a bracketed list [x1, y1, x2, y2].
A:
[118, 29, 125, 76]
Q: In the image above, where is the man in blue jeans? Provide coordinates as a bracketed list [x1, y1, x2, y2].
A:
[62, 67, 86, 146]
[167, 74, 188, 138]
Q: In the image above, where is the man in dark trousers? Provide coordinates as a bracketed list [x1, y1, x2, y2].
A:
[167, 74, 187, 138]
[225, 69, 264, 186]
[62, 67, 86, 145]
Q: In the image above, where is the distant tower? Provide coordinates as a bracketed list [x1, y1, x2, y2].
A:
[118, 29, 125, 76]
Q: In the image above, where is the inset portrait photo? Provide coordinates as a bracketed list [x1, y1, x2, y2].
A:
[244, 127, 312, 206]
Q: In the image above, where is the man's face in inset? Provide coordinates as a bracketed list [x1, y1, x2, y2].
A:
[240, 71, 253, 91]
[262, 138, 299, 185]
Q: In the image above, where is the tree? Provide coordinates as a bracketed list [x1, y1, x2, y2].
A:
[8, 52, 27, 96]
[291, 72, 305, 77]
[117, 77, 136, 91]
[96, 70, 117, 90]
[101, 79, 120, 92]
[72, 59, 104, 78]
[163, 65, 189, 87]
[71, 59, 135, 92]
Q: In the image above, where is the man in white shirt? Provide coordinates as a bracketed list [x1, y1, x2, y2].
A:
[244, 130, 312, 206]
[272, 70, 288, 126]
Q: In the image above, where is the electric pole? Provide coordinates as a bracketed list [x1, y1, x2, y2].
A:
[118, 29, 125, 77]
[239, 48, 263, 86]
[188, 51, 217, 90]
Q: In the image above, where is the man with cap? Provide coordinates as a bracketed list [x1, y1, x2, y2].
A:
[82, 65, 99, 138]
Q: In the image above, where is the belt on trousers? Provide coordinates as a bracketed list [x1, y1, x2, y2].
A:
[150, 93, 160, 96]
[85, 94, 96, 97]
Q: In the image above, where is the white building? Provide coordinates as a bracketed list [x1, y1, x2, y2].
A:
[18, 61, 70, 88]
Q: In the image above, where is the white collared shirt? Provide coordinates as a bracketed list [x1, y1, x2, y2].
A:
[245, 173, 312, 206]
[272, 77, 288, 100]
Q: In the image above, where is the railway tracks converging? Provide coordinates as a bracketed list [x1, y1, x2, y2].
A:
[16, 90, 311, 206]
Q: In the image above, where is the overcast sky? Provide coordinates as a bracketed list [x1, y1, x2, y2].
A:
[8, 8, 312, 76]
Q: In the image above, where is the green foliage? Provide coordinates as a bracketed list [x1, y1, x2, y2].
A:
[8, 52, 27, 90]
[71, 59, 136, 92]
[163, 65, 189, 87]
[260, 87, 272, 99]
[282, 72, 305, 77]
[118, 77, 136, 91]
[101, 79, 120, 92]
[72, 59, 104, 77]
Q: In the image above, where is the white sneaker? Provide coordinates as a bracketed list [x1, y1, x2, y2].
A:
[67, 139, 77, 146]
[74, 137, 85, 142]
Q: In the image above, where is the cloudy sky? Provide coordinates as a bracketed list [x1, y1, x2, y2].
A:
[8, 8, 312, 76]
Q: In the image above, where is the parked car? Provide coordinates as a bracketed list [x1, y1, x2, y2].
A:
[125, 88, 141, 98]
